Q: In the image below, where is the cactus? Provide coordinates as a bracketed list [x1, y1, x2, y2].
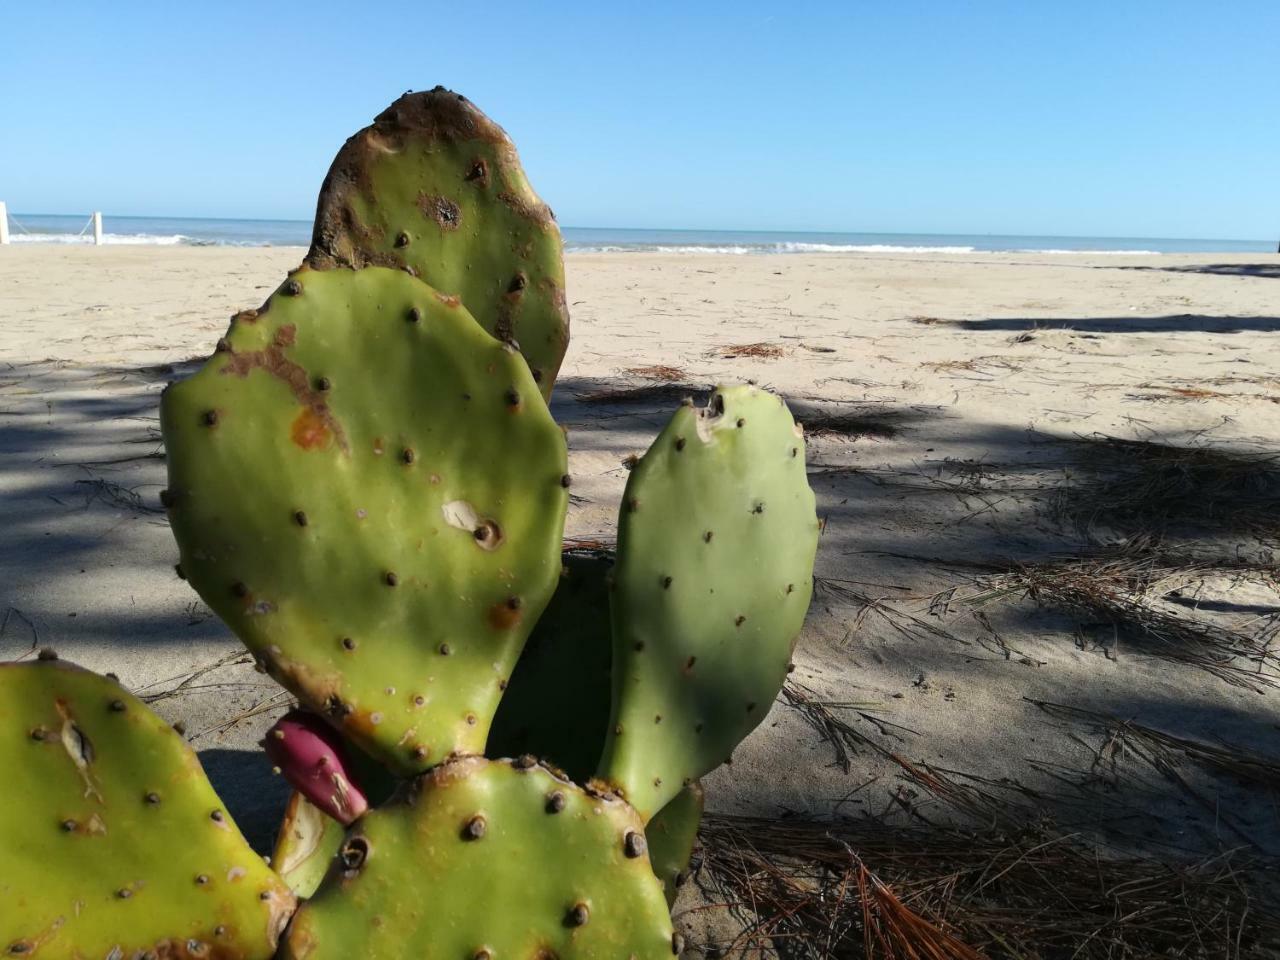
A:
[307, 87, 569, 401]
[281, 756, 676, 960]
[489, 549, 705, 900]
[161, 265, 569, 775]
[646, 781, 704, 907]
[597, 385, 819, 820]
[0, 89, 824, 959]
[273, 792, 346, 900]
[0, 658, 294, 958]
[486, 549, 614, 782]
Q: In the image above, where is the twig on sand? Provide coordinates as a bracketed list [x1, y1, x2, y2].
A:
[814, 576, 970, 649]
[624, 364, 687, 381]
[73, 470, 164, 514]
[780, 682, 907, 773]
[714, 342, 785, 360]
[1027, 696, 1280, 832]
[696, 814, 1277, 959]
[1050, 433, 1280, 540]
[188, 689, 294, 741]
[0, 607, 40, 658]
[961, 555, 1280, 691]
[139, 649, 255, 703]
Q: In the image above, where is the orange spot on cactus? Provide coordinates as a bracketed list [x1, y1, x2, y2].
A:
[291, 409, 332, 450]
[487, 601, 524, 631]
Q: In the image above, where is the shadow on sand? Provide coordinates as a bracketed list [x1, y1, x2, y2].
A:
[924, 313, 1280, 334]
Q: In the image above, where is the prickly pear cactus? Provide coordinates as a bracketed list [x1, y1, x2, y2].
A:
[645, 782, 704, 906]
[598, 385, 818, 819]
[486, 549, 613, 782]
[486, 550, 705, 901]
[281, 757, 677, 960]
[307, 87, 569, 400]
[161, 266, 569, 775]
[272, 792, 346, 900]
[0, 658, 294, 958]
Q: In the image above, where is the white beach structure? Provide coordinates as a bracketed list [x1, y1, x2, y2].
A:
[0, 206, 105, 244]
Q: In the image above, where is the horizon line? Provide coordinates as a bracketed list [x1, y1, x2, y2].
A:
[4, 213, 1271, 246]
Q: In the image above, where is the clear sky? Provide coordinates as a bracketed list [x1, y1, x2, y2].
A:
[1, 1, 1275, 239]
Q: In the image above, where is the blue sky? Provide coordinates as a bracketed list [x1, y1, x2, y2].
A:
[1, 1, 1275, 239]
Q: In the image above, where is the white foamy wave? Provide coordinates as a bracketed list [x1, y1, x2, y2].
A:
[10, 232, 190, 245]
[780, 242, 979, 253]
[570, 244, 756, 255]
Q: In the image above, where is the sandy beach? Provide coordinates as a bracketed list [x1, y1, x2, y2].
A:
[3, 246, 1279, 948]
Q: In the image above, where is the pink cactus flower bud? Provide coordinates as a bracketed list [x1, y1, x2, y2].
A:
[264, 710, 369, 825]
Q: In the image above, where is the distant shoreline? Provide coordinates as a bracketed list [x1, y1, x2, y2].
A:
[2, 214, 1272, 255]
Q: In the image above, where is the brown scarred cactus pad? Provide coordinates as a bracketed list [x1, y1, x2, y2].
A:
[307, 87, 569, 400]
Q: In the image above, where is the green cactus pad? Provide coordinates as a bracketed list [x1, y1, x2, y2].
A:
[646, 782, 704, 907]
[307, 87, 569, 400]
[0, 659, 294, 958]
[486, 549, 613, 782]
[485, 550, 703, 904]
[598, 385, 819, 819]
[161, 266, 569, 775]
[272, 793, 345, 900]
[281, 757, 675, 960]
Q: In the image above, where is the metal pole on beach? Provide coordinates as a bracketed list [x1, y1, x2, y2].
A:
[0, 201, 9, 245]
[92, 211, 103, 245]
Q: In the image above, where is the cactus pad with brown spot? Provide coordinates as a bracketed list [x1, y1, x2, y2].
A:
[280, 757, 672, 960]
[0, 660, 294, 958]
[307, 87, 569, 401]
[161, 266, 568, 774]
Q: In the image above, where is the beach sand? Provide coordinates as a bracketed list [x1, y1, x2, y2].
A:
[3, 246, 1279, 946]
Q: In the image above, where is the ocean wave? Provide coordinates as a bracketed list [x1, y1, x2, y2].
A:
[566, 241, 1168, 256]
[567, 242, 979, 255]
[10, 232, 190, 245]
[6, 231, 1167, 256]
[569, 244, 755, 255]
[777, 242, 978, 253]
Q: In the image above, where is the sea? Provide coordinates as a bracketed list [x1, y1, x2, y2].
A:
[3, 214, 1272, 256]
